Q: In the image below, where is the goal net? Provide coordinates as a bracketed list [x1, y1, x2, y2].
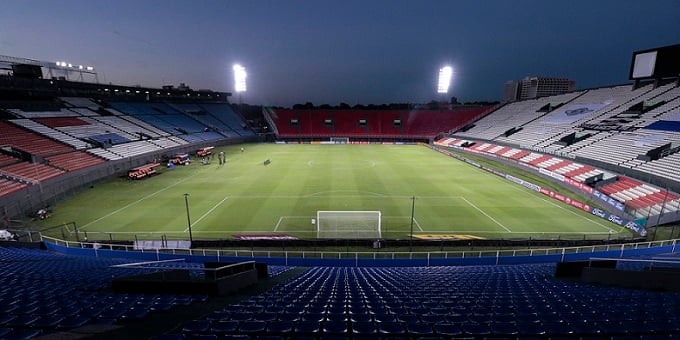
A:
[316, 211, 382, 239]
[330, 137, 349, 144]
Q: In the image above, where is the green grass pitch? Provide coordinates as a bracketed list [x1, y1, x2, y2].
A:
[40, 144, 626, 241]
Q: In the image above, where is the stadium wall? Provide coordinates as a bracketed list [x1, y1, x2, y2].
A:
[42, 239, 677, 267]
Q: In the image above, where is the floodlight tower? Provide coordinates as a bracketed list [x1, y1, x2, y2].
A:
[437, 65, 453, 96]
[233, 64, 247, 104]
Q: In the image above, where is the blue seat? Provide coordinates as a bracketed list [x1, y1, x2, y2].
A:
[396, 314, 420, 323]
[33, 315, 65, 329]
[209, 320, 238, 335]
[205, 311, 230, 321]
[433, 323, 463, 337]
[182, 320, 211, 335]
[237, 320, 266, 335]
[120, 307, 149, 321]
[349, 313, 372, 323]
[462, 322, 491, 337]
[372, 313, 396, 323]
[490, 322, 518, 336]
[294, 320, 321, 336]
[322, 320, 348, 335]
[150, 301, 174, 312]
[254, 312, 277, 322]
[56, 315, 91, 330]
[325, 311, 347, 322]
[378, 322, 406, 336]
[420, 315, 444, 324]
[405, 322, 434, 337]
[443, 314, 468, 324]
[266, 320, 293, 335]
[351, 321, 378, 336]
[301, 312, 325, 322]
[0, 315, 16, 327]
[5, 315, 38, 328]
[276, 312, 301, 322]
[2, 329, 42, 340]
[230, 312, 253, 322]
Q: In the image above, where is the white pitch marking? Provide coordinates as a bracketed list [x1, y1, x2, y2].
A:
[274, 217, 284, 232]
[413, 218, 424, 232]
[81, 174, 199, 230]
[505, 183, 617, 233]
[460, 197, 512, 232]
[184, 196, 229, 232]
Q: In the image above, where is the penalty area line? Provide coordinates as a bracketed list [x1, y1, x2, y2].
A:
[460, 197, 512, 233]
[184, 196, 229, 232]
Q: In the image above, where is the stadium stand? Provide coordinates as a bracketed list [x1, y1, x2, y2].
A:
[2, 120, 89, 152]
[0, 161, 65, 182]
[173, 264, 680, 338]
[435, 136, 680, 217]
[10, 118, 93, 150]
[44, 151, 106, 172]
[0, 244, 208, 337]
[0, 177, 27, 196]
[269, 107, 492, 139]
[199, 103, 256, 136]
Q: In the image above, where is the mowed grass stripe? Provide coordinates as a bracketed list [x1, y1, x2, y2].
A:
[41, 144, 625, 240]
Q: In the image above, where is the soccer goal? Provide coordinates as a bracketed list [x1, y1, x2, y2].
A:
[316, 211, 382, 239]
[330, 137, 349, 144]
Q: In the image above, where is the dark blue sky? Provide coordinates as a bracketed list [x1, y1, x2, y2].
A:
[2, 0, 678, 106]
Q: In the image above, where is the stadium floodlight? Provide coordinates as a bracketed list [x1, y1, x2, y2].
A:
[86, 66, 94, 71]
[437, 66, 453, 94]
[233, 64, 247, 93]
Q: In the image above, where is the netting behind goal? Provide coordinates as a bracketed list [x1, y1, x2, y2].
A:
[317, 211, 381, 239]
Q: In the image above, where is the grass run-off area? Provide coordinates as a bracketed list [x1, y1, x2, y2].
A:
[38, 143, 627, 241]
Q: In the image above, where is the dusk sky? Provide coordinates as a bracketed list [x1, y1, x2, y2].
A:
[1, 0, 678, 106]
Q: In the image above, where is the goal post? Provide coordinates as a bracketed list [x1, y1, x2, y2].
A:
[316, 211, 382, 239]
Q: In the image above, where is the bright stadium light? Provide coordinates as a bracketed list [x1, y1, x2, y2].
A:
[437, 66, 453, 94]
[233, 64, 247, 93]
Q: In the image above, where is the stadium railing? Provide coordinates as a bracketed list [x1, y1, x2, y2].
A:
[39, 234, 678, 267]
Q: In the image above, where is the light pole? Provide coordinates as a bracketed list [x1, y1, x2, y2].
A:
[184, 193, 193, 245]
[409, 195, 416, 252]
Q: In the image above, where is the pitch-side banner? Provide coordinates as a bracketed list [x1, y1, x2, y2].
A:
[542, 103, 609, 125]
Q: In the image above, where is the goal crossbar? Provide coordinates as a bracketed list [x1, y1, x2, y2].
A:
[316, 210, 382, 239]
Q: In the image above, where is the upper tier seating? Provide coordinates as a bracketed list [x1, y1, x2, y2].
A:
[452, 83, 680, 187]
[170, 103, 247, 138]
[6, 108, 79, 119]
[59, 97, 101, 110]
[199, 103, 256, 136]
[455, 91, 585, 141]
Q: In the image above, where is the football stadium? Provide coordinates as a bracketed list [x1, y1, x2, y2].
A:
[2, 19, 680, 340]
